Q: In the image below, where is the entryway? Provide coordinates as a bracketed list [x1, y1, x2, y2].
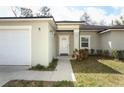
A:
[59, 35, 69, 55]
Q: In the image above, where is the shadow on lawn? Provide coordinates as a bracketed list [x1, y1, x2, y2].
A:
[71, 56, 121, 74]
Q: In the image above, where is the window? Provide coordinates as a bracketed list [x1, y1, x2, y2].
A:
[80, 35, 90, 49]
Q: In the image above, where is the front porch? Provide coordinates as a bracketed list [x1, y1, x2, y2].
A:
[56, 29, 80, 56]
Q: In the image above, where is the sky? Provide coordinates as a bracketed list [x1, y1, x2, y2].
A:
[0, 6, 124, 25]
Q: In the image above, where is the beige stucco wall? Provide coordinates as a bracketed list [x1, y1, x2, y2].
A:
[99, 31, 111, 50]
[56, 32, 74, 55]
[111, 30, 124, 50]
[57, 24, 79, 30]
[99, 30, 124, 51]
[48, 24, 56, 63]
[0, 20, 55, 66]
[80, 31, 100, 49]
[99, 30, 124, 57]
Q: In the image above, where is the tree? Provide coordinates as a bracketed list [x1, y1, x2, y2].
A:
[111, 20, 114, 26]
[11, 6, 18, 17]
[19, 7, 33, 17]
[11, 7, 33, 17]
[80, 12, 91, 24]
[36, 6, 51, 17]
[113, 16, 124, 25]
[115, 20, 121, 25]
[120, 16, 124, 25]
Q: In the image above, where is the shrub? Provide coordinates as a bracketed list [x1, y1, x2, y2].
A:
[47, 58, 58, 70]
[30, 64, 46, 70]
[90, 49, 95, 55]
[84, 49, 89, 59]
[103, 50, 109, 57]
[122, 50, 124, 59]
[118, 50, 123, 59]
[96, 49, 102, 56]
[29, 58, 58, 71]
[72, 49, 79, 60]
[112, 49, 119, 59]
[72, 49, 89, 61]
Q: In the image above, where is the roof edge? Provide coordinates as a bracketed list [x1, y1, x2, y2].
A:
[0, 16, 53, 19]
[56, 21, 85, 24]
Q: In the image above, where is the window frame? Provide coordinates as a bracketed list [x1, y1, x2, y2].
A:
[80, 35, 90, 49]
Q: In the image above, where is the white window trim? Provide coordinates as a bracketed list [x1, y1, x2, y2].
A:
[80, 35, 90, 49]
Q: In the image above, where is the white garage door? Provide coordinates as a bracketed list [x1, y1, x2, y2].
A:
[0, 26, 31, 65]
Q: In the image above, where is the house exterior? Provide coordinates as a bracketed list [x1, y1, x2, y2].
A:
[0, 16, 124, 66]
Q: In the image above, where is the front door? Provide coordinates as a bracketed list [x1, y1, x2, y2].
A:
[59, 35, 69, 55]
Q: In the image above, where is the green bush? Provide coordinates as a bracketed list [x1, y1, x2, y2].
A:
[30, 64, 46, 70]
[29, 58, 58, 71]
[96, 50, 102, 56]
[103, 50, 109, 57]
[90, 49, 95, 55]
[122, 50, 124, 58]
[48, 58, 58, 70]
[118, 50, 123, 59]
[112, 49, 119, 59]
[84, 49, 89, 59]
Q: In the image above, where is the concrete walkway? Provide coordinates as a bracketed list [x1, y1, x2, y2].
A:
[0, 56, 76, 86]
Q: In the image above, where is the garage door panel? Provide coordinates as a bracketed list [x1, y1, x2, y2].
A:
[0, 30, 31, 65]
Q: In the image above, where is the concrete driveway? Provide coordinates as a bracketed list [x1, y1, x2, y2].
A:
[0, 66, 29, 86]
[0, 56, 76, 87]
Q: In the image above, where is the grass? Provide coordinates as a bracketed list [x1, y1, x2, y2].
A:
[29, 58, 58, 71]
[71, 56, 124, 87]
[3, 80, 74, 87]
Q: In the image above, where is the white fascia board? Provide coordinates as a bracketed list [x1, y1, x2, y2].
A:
[0, 18, 53, 22]
[80, 30, 99, 32]
[99, 29, 124, 34]
[0, 18, 56, 29]
[56, 23, 83, 25]
[109, 29, 124, 31]
[99, 29, 110, 34]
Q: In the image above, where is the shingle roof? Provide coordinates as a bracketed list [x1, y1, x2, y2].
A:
[108, 25, 124, 29]
[56, 30, 73, 32]
[98, 25, 124, 32]
[80, 25, 108, 31]
[80, 25, 124, 32]
[56, 21, 85, 23]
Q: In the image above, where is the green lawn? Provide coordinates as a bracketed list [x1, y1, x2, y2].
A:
[71, 56, 124, 87]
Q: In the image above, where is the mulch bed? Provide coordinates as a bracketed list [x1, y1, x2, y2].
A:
[3, 80, 74, 87]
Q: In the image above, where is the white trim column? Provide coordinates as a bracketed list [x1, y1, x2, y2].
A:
[74, 29, 79, 49]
